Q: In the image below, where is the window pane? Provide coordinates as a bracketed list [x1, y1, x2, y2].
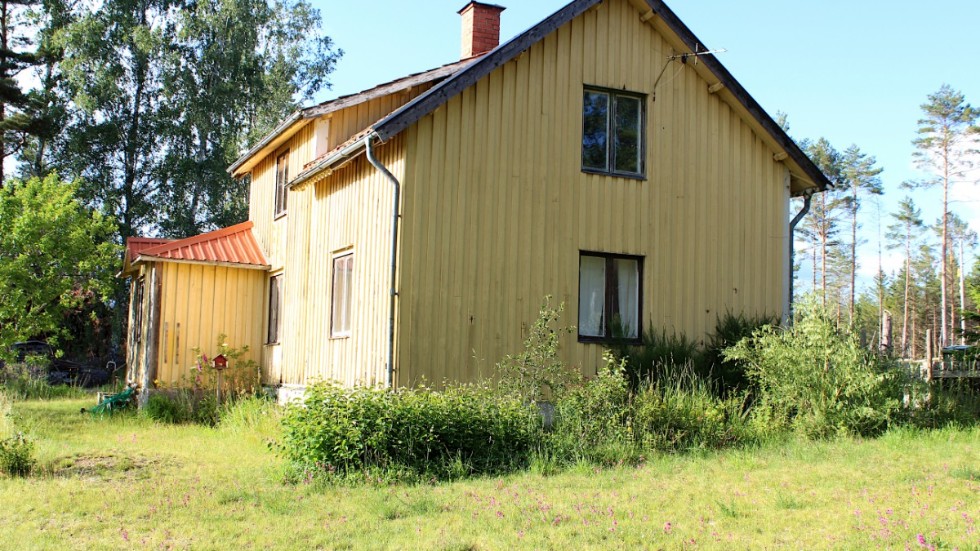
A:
[613, 96, 641, 174]
[267, 276, 281, 343]
[582, 91, 609, 170]
[578, 255, 606, 337]
[612, 258, 639, 338]
[332, 254, 353, 335]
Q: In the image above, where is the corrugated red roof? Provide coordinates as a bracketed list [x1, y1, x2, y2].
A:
[137, 221, 268, 268]
[126, 237, 173, 262]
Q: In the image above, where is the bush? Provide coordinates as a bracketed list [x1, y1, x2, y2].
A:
[608, 328, 700, 390]
[701, 312, 777, 396]
[632, 365, 751, 452]
[142, 391, 194, 424]
[0, 432, 35, 477]
[545, 353, 635, 465]
[279, 382, 541, 482]
[725, 302, 907, 438]
[495, 297, 577, 402]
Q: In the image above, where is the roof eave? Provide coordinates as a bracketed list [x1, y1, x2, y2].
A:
[228, 111, 306, 178]
[289, 133, 373, 189]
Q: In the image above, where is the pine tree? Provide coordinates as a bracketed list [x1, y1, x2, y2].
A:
[839, 145, 883, 322]
[909, 84, 979, 346]
[885, 197, 924, 356]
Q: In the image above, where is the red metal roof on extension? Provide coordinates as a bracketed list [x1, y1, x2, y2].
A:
[125, 237, 173, 262]
[136, 221, 268, 268]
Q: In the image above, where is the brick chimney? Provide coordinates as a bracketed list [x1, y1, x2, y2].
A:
[459, 2, 505, 59]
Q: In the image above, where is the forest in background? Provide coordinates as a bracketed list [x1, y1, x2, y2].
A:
[0, 0, 340, 359]
[0, 0, 977, 362]
[791, 84, 980, 359]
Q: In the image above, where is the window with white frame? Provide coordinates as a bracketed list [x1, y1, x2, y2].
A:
[274, 150, 289, 217]
[267, 274, 283, 344]
[331, 252, 353, 337]
[578, 252, 642, 341]
[581, 88, 645, 177]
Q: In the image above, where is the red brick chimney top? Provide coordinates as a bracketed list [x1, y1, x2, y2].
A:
[459, 2, 506, 59]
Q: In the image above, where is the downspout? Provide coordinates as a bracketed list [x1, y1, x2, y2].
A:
[786, 192, 812, 325]
[365, 134, 400, 389]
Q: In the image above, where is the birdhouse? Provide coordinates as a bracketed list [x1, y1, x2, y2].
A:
[213, 354, 228, 371]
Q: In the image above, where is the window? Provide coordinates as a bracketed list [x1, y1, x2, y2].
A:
[331, 252, 353, 337]
[582, 88, 645, 177]
[274, 151, 289, 217]
[132, 276, 145, 345]
[267, 274, 282, 344]
[578, 252, 642, 342]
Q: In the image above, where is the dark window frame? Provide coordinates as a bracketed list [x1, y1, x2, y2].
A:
[274, 150, 289, 218]
[581, 86, 647, 179]
[330, 252, 354, 339]
[577, 251, 644, 344]
[267, 274, 283, 344]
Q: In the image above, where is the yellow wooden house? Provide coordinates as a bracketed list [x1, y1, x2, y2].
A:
[126, 0, 829, 397]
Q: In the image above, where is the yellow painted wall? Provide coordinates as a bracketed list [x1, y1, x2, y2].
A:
[396, 0, 789, 384]
[248, 85, 437, 382]
[277, 136, 404, 387]
[153, 262, 266, 385]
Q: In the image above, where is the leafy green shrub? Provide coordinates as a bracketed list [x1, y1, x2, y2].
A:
[279, 382, 541, 482]
[0, 433, 35, 477]
[545, 353, 635, 465]
[725, 302, 907, 438]
[495, 297, 577, 402]
[701, 312, 777, 396]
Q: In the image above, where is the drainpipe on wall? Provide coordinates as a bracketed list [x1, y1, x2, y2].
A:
[786, 192, 813, 325]
[364, 134, 400, 389]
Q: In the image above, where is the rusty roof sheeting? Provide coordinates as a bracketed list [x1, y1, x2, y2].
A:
[136, 221, 269, 268]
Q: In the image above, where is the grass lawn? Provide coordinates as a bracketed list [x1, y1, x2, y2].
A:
[1, 396, 977, 550]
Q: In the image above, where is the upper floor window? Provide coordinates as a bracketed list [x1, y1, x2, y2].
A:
[274, 150, 289, 217]
[582, 88, 645, 178]
[578, 252, 642, 342]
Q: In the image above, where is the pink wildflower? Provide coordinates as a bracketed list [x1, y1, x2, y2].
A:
[664, 521, 673, 534]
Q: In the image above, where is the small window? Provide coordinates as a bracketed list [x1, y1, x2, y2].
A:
[274, 151, 289, 217]
[132, 276, 145, 345]
[582, 88, 645, 177]
[267, 274, 283, 344]
[331, 252, 353, 337]
[578, 252, 642, 342]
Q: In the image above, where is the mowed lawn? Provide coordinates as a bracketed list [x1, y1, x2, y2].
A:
[1, 398, 978, 550]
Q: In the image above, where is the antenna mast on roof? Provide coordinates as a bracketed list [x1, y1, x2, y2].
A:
[652, 43, 727, 101]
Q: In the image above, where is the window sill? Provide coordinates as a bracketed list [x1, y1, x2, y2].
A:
[578, 335, 643, 346]
[330, 334, 350, 340]
[581, 168, 647, 181]
[264, 342, 280, 347]
[273, 211, 287, 221]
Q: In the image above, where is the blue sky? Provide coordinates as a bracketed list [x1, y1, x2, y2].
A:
[311, 0, 980, 291]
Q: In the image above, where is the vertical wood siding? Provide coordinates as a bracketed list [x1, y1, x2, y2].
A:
[397, 0, 789, 384]
[249, 85, 436, 383]
[276, 135, 404, 387]
[153, 262, 266, 385]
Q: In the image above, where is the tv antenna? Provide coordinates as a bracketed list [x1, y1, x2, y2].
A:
[652, 44, 727, 101]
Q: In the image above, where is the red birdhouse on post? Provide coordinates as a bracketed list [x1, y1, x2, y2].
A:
[213, 354, 228, 371]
